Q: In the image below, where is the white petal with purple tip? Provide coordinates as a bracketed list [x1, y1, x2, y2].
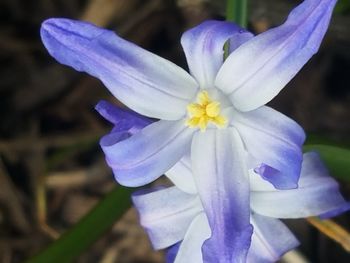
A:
[191, 127, 252, 262]
[251, 152, 349, 218]
[41, 18, 198, 120]
[101, 120, 194, 187]
[231, 106, 304, 189]
[215, 0, 337, 111]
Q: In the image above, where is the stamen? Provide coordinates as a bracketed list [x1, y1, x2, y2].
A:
[186, 90, 227, 131]
[187, 103, 205, 117]
[206, 101, 220, 117]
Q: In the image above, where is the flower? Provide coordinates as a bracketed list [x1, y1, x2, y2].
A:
[91, 103, 349, 262]
[132, 152, 350, 263]
[40, 0, 337, 260]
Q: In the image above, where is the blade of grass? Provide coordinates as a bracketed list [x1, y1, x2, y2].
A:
[26, 186, 133, 263]
[303, 144, 350, 181]
[307, 217, 350, 252]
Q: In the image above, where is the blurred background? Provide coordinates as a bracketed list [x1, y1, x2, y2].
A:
[0, 0, 349, 262]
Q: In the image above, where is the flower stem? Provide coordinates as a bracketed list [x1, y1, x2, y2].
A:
[224, 0, 248, 59]
[226, 0, 248, 27]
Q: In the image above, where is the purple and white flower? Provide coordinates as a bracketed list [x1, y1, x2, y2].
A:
[40, 0, 337, 260]
[133, 152, 350, 263]
[95, 101, 349, 262]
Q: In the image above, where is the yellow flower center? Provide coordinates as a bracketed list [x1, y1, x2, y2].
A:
[186, 90, 227, 131]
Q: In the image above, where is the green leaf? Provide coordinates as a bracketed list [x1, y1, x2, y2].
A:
[26, 186, 133, 263]
[335, 0, 350, 14]
[226, 0, 248, 27]
[304, 144, 350, 181]
[305, 134, 350, 148]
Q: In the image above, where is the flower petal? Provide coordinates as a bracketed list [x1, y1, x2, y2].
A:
[232, 106, 305, 189]
[95, 100, 152, 133]
[251, 152, 349, 218]
[319, 203, 350, 219]
[165, 154, 197, 194]
[247, 213, 299, 263]
[101, 120, 194, 187]
[191, 127, 253, 262]
[216, 0, 337, 111]
[249, 170, 277, 192]
[41, 18, 198, 120]
[181, 20, 253, 89]
[166, 243, 181, 263]
[132, 187, 202, 249]
[173, 213, 211, 263]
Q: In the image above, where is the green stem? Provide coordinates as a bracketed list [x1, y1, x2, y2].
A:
[26, 186, 133, 263]
[226, 0, 248, 27]
[224, 0, 248, 59]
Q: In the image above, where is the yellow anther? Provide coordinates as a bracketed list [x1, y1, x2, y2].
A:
[187, 103, 205, 117]
[206, 101, 220, 117]
[186, 90, 227, 131]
